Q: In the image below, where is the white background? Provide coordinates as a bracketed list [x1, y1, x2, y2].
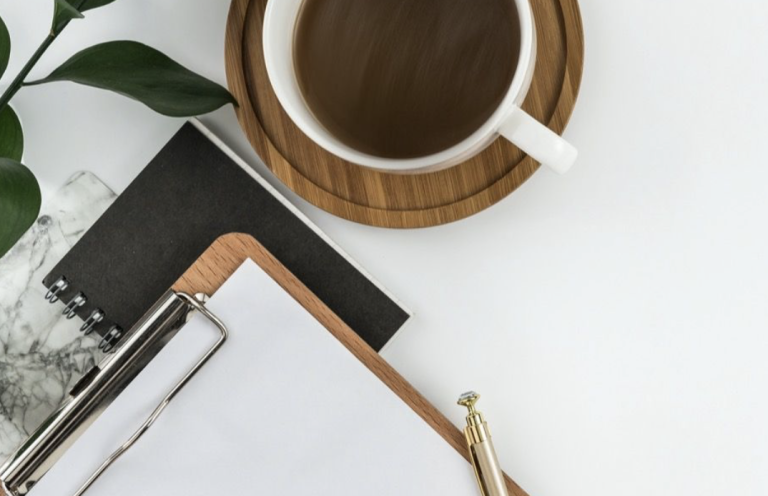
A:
[2, 1, 768, 495]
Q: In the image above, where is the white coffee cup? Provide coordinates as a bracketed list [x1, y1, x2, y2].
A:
[263, 0, 577, 174]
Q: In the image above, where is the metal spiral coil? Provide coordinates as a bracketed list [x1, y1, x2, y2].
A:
[81, 309, 105, 335]
[99, 326, 123, 354]
[45, 276, 69, 304]
[62, 292, 87, 319]
[46, 276, 124, 352]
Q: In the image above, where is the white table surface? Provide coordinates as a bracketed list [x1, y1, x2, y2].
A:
[3, 1, 768, 495]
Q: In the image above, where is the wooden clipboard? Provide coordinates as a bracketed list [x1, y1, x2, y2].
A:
[172, 233, 527, 496]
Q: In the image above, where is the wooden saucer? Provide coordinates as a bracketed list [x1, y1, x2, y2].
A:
[225, 0, 584, 228]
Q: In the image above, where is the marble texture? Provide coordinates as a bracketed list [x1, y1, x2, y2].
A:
[0, 172, 116, 459]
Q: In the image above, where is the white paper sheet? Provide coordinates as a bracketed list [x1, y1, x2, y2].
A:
[33, 260, 476, 495]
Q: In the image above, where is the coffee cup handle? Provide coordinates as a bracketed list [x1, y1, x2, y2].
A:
[498, 107, 578, 174]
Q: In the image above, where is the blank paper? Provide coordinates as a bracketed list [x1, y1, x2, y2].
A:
[33, 260, 476, 495]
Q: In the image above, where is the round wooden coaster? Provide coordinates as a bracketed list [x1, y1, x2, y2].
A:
[225, 0, 584, 228]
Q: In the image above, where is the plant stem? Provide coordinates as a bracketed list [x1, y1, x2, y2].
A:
[0, 0, 95, 113]
[0, 33, 57, 112]
[0, 0, 89, 114]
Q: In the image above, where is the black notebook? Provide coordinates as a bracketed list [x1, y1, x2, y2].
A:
[42, 121, 410, 352]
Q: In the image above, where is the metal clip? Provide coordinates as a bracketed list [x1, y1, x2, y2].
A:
[45, 277, 69, 303]
[0, 291, 228, 496]
[72, 293, 227, 496]
[80, 309, 105, 335]
[62, 293, 87, 319]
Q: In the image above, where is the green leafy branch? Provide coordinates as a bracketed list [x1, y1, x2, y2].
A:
[0, 0, 236, 257]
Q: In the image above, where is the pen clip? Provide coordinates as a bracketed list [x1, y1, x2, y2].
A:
[72, 293, 228, 496]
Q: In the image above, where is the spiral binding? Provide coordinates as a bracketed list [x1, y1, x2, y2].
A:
[45, 276, 69, 303]
[81, 309, 104, 335]
[63, 293, 87, 319]
[46, 276, 122, 352]
[99, 326, 123, 354]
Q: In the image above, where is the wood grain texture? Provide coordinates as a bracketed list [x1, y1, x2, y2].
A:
[225, 0, 584, 228]
[173, 233, 529, 496]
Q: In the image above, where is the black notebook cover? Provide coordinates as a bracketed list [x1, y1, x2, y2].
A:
[43, 122, 410, 352]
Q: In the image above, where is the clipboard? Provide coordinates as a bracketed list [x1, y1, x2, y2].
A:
[1, 234, 526, 496]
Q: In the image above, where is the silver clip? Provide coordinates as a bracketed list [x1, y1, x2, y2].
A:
[45, 277, 69, 303]
[81, 309, 105, 335]
[62, 292, 87, 319]
[0, 291, 228, 496]
[98, 325, 123, 354]
[73, 293, 227, 496]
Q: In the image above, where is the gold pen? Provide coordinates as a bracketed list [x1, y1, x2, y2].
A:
[458, 392, 509, 496]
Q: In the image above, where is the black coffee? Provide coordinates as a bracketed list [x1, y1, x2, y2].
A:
[294, 0, 521, 159]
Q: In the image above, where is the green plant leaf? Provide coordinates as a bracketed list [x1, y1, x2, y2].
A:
[52, 0, 119, 32]
[0, 158, 41, 258]
[52, 0, 84, 33]
[27, 41, 237, 117]
[77, 0, 119, 12]
[0, 15, 10, 79]
[0, 106, 24, 161]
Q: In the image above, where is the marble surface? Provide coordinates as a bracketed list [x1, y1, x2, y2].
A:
[0, 172, 116, 459]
